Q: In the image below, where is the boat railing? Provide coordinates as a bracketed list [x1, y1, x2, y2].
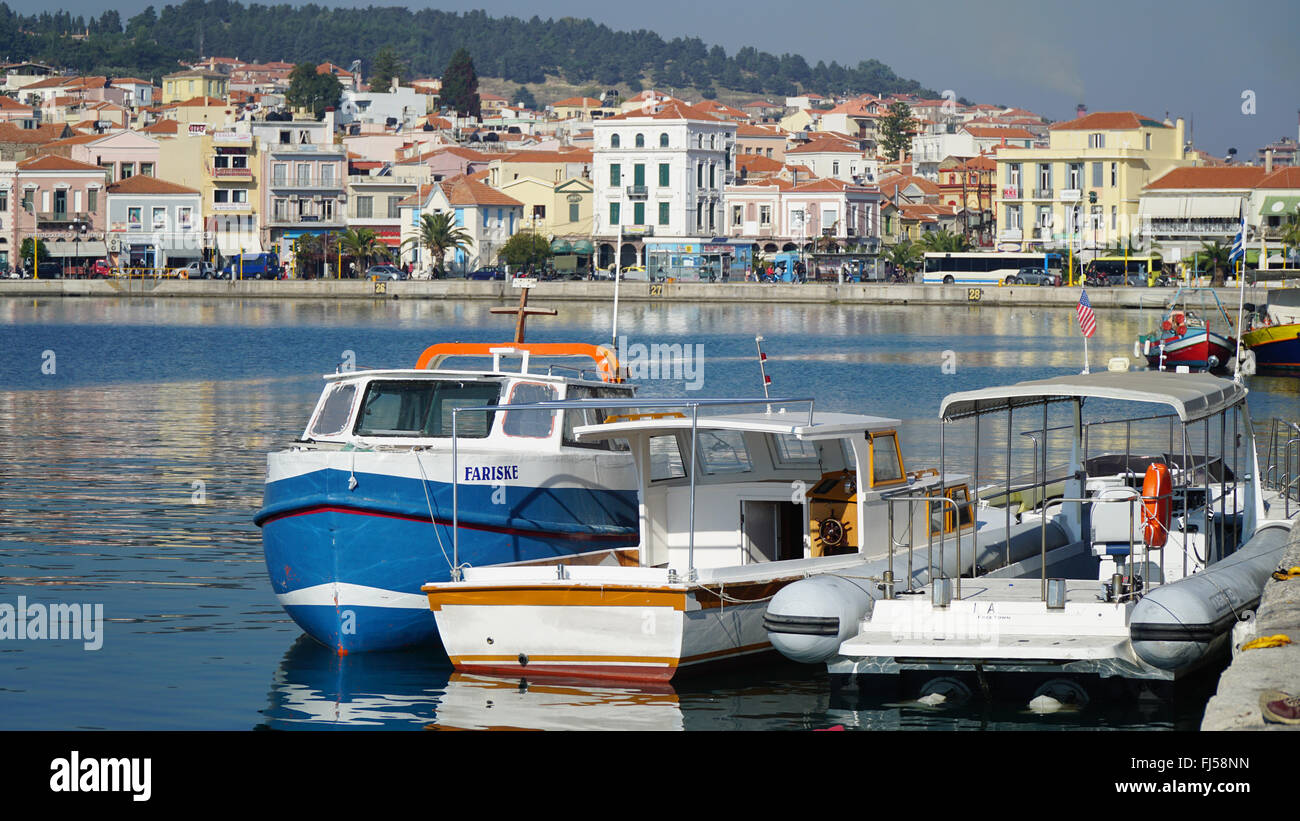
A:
[883, 494, 963, 599]
[1261, 417, 1300, 518]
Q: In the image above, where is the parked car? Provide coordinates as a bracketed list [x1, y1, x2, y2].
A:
[367, 264, 405, 280]
[173, 261, 215, 279]
[219, 253, 281, 280]
[88, 259, 113, 278]
[468, 267, 505, 280]
[1011, 266, 1060, 286]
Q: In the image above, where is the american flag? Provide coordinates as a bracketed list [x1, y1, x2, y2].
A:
[1076, 289, 1097, 338]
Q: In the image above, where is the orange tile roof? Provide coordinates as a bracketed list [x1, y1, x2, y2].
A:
[786, 133, 861, 154]
[107, 175, 199, 195]
[602, 100, 725, 123]
[1259, 167, 1300, 189]
[736, 153, 784, 173]
[441, 175, 522, 207]
[736, 123, 786, 138]
[552, 96, 602, 108]
[0, 122, 70, 143]
[142, 119, 180, 134]
[111, 77, 152, 86]
[0, 96, 34, 111]
[963, 125, 1037, 139]
[17, 153, 105, 172]
[172, 96, 227, 108]
[1050, 111, 1169, 131]
[1144, 166, 1269, 190]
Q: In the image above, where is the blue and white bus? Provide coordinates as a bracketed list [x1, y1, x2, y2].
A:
[921, 252, 1063, 285]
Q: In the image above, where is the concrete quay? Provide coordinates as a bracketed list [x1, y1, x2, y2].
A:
[0, 278, 1262, 309]
[1201, 517, 1300, 731]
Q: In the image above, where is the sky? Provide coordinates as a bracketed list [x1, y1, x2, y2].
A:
[11, 0, 1299, 156]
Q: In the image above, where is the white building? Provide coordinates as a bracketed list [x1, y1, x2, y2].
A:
[591, 100, 736, 268]
[337, 86, 432, 130]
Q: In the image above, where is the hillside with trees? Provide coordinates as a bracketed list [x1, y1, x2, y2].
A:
[0, 1, 936, 101]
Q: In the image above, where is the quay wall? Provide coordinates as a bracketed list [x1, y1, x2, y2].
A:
[0, 278, 1263, 309]
[1201, 517, 1300, 731]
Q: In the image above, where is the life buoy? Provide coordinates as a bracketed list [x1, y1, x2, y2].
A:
[1141, 462, 1171, 548]
[1161, 319, 1173, 332]
[1171, 310, 1185, 326]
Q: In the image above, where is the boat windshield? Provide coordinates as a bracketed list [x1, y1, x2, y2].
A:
[354, 380, 500, 438]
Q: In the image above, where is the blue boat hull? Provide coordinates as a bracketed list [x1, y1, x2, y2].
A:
[257, 467, 639, 653]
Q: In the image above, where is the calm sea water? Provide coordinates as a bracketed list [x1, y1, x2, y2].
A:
[1, 295, 1295, 730]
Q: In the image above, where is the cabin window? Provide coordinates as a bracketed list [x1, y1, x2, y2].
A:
[502, 382, 557, 438]
[309, 383, 358, 437]
[770, 434, 819, 467]
[928, 485, 973, 536]
[649, 435, 686, 481]
[699, 430, 752, 474]
[869, 431, 905, 486]
[354, 380, 499, 438]
[560, 385, 632, 451]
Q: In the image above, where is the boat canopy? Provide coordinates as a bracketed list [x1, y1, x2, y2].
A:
[574, 409, 900, 442]
[939, 371, 1247, 424]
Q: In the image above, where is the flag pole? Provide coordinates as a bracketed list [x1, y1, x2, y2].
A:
[1232, 198, 1247, 383]
[1082, 333, 1090, 375]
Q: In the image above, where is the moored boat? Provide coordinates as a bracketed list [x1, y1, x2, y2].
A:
[423, 397, 988, 682]
[1242, 288, 1300, 372]
[255, 341, 640, 654]
[1135, 287, 1237, 371]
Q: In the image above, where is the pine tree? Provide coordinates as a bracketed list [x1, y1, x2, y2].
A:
[880, 102, 916, 163]
[441, 48, 480, 119]
[510, 84, 536, 109]
[370, 46, 405, 94]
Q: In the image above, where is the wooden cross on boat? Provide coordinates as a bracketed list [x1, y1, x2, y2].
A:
[490, 277, 557, 343]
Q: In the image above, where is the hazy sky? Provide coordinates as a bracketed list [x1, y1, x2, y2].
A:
[13, 0, 1298, 155]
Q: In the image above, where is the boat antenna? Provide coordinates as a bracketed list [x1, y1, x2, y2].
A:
[755, 334, 772, 414]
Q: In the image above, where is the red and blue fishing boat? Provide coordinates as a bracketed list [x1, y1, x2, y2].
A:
[1135, 287, 1237, 372]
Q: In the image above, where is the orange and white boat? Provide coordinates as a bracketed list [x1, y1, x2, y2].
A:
[423, 397, 977, 682]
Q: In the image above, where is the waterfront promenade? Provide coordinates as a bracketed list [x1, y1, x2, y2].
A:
[0, 278, 1272, 309]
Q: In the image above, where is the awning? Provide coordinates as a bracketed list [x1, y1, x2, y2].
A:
[42, 241, 108, 258]
[1184, 196, 1242, 218]
[1260, 195, 1300, 218]
[571, 239, 594, 254]
[939, 371, 1246, 423]
[550, 238, 572, 253]
[1138, 198, 1186, 218]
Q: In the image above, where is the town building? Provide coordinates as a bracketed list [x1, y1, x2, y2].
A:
[104, 174, 204, 269]
[993, 111, 1194, 258]
[591, 100, 737, 268]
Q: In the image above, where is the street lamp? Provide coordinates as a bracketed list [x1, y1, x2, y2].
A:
[74, 219, 89, 277]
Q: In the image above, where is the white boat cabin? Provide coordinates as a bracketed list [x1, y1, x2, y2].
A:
[570, 410, 954, 572]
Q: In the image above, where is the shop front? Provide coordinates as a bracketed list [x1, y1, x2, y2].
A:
[644, 238, 753, 282]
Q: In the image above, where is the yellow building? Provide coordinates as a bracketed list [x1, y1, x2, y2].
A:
[162, 69, 229, 105]
[993, 111, 1195, 255]
[158, 128, 261, 256]
[499, 175, 594, 242]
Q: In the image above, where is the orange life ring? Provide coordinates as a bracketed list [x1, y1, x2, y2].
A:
[1141, 462, 1171, 548]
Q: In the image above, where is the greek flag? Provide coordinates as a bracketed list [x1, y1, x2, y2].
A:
[1229, 208, 1247, 263]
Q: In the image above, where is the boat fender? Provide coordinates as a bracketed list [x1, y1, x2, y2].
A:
[1141, 463, 1171, 548]
[764, 575, 877, 664]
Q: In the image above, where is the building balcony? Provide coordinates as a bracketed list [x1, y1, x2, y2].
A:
[266, 213, 346, 227]
[268, 177, 345, 191]
[1032, 188, 1053, 199]
[625, 185, 648, 199]
[211, 201, 253, 212]
[35, 211, 92, 228]
[210, 166, 253, 178]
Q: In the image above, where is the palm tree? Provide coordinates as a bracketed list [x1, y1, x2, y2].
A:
[1198, 240, 1231, 287]
[1279, 220, 1300, 265]
[918, 228, 971, 253]
[403, 211, 472, 275]
[885, 240, 922, 277]
[339, 227, 391, 274]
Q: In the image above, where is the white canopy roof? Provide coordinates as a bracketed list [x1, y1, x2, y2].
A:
[575, 410, 899, 442]
[939, 371, 1246, 423]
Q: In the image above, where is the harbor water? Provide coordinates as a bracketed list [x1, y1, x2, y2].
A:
[1, 296, 1296, 730]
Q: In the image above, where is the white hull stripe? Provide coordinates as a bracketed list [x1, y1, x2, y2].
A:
[276, 583, 429, 610]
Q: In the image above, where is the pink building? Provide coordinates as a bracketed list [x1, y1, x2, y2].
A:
[2, 154, 111, 271]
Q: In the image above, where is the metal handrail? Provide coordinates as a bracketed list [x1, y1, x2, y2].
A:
[883, 494, 962, 598]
